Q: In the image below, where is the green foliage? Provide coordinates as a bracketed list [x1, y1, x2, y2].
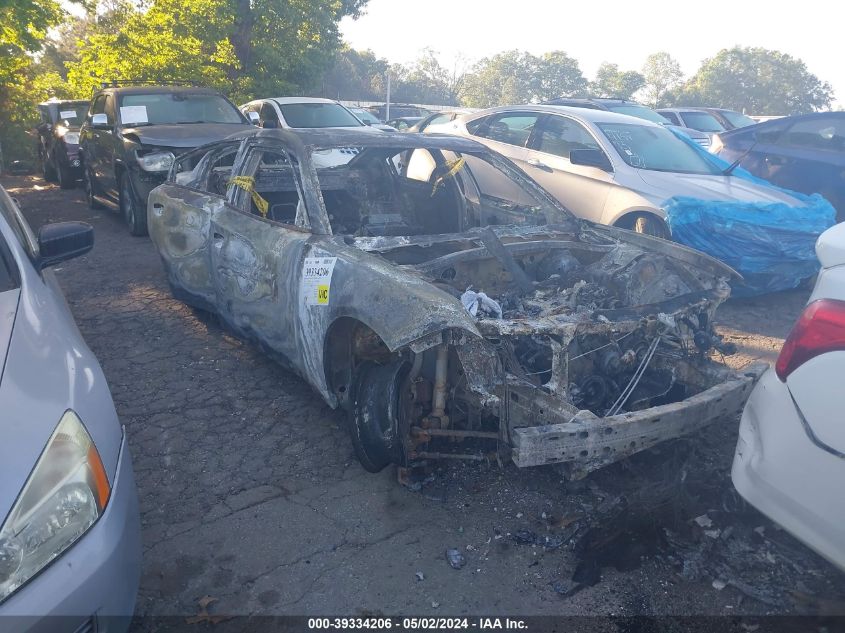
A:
[461, 50, 587, 108]
[66, 0, 368, 102]
[591, 62, 645, 99]
[0, 0, 67, 162]
[318, 47, 389, 101]
[1, 0, 63, 81]
[673, 46, 833, 114]
[641, 52, 684, 108]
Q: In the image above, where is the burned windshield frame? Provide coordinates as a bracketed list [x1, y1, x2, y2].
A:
[308, 144, 574, 237]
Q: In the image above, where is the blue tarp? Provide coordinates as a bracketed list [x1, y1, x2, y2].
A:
[664, 129, 836, 296]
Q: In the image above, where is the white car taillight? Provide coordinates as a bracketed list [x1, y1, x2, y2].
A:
[776, 299, 845, 381]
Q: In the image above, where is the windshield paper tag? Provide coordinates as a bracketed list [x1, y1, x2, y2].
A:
[59, 110, 77, 119]
[302, 256, 337, 306]
[120, 105, 148, 124]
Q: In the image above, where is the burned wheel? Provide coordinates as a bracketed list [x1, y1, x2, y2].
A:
[348, 360, 410, 473]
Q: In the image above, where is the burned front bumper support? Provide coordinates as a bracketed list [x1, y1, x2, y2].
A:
[506, 362, 768, 474]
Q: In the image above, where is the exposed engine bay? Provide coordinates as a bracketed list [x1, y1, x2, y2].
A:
[353, 224, 758, 477]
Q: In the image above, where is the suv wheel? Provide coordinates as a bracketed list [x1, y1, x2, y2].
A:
[57, 161, 75, 189]
[84, 168, 104, 210]
[43, 154, 57, 183]
[119, 172, 147, 237]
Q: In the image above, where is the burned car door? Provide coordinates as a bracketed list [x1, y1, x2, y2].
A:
[148, 140, 243, 307]
[209, 142, 313, 365]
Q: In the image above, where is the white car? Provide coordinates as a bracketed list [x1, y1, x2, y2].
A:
[732, 222, 845, 571]
[240, 97, 382, 167]
[427, 105, 806, 238]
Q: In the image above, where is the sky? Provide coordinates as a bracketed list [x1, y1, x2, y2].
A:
[341, 0, 842, 108]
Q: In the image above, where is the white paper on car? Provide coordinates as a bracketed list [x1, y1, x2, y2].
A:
[120, 105, 148, 124]
[301, 256, 337, 306]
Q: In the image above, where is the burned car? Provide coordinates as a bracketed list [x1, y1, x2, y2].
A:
[148, 129, 764, 478]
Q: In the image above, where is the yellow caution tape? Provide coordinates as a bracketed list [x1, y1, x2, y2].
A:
[228, 176, 269, 218]
[431, 157, 466, 197]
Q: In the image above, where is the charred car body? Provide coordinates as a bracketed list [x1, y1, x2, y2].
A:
[148, 129, 764, 477]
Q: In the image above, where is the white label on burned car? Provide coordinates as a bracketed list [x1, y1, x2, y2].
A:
[59, 110, 77, 119]
[301, 256, 337, 306]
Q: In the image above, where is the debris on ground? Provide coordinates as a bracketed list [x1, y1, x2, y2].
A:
[445, 548, 466, 570]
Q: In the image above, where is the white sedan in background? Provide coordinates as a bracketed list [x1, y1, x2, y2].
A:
[732, 222, 845, 571]
[427, 105, 806, 238]
[240, 97, 383, 167]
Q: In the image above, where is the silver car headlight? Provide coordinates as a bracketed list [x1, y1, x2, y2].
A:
[136, 151, 175, 172]
[0, 411, 111, 603]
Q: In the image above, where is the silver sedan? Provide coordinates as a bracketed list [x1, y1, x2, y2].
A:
[427, 105, 807, 238]
[0, 187, 140, 632]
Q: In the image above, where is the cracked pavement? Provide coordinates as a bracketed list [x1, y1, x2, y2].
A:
[3, 174, 844, 624]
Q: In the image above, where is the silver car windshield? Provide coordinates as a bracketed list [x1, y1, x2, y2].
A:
[598, 123, 722, 175]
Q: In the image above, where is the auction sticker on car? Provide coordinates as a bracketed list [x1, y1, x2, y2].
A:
[59, 110, 78, 119]
[301, 256, 337, 306]
[120, 105, 148, 124]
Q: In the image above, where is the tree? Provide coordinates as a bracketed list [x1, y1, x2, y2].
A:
[318, 47, 389, 101]
[641, 52, 683, 108]
[0, 0, 66, 162]
[461, 49, 586, 107]
[1, 0, 64, 82]
[532, 51, 588, 102]
[462, 50, 536, 108]
[67, 0, 370, 102]
[675, 47, 833, 114]
[591, 62, 645, 99]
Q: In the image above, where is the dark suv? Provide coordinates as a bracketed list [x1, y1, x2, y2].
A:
[35, 99, 89, 189]
[79, 85, 252, 235]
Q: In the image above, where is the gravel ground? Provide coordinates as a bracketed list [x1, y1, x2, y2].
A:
[3, 173, 843, 626]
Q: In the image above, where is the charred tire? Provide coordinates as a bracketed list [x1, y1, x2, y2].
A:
[120, 172, 148, 237]
[43, 156, 57, 183]
[631, 214, 670, 239]
[84, 168, 105, 210]
[349, 360, 409, 473]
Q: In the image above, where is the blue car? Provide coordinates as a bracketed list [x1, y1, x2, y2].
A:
[713, 112, 845, 222]
[0, 187, 140, 632]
